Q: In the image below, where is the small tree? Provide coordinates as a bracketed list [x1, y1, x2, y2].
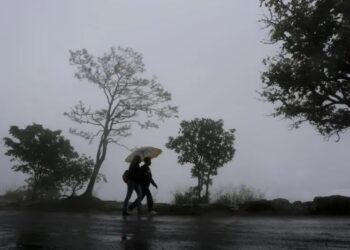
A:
[3, 124, 102, 200]
[61, 155, 106, 197]
[65, 47, 178, 198]
[3, 124, 77, 200]
[166, 118, 236, 202]
[260, 0, 350, 139]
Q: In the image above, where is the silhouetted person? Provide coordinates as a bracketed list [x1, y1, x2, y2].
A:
[122, 155, 142, 216]
[129, 157, 158, 214]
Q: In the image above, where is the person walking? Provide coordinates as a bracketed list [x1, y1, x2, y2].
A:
[128, 157, 158, 214]
[122, 155, 142, 216]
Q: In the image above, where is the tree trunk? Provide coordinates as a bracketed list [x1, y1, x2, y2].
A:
[82, 161, 103, 198]
[70, 185, 77, 197]
[197, 164, 205, 200]
[197, 176, 202, 200]
[81, 134, 109, 199]
[31, 173, 39, 201]
[31, 182, 37, 201]
[204, 167, 212, 203]
[204, 179, 210, 203]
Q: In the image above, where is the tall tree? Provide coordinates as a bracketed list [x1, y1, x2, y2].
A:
[65, 47, 178, 198]
[3, 124, 77, 200]
[260, 0, 350, 139]
[166, 118, 235, 202]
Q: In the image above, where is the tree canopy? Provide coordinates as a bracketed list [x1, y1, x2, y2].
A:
[3, 124, 100, 200]
[60, 154, 106, 197]
[65, 47, 178, 197]
[166, 118, 235, 202]
[260, 0, 350, 139]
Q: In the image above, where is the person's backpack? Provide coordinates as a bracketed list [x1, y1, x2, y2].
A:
[122, 170, 129, 183]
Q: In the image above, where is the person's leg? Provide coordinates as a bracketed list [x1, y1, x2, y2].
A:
[134, 184, 142, 214]
[129, 187, 146, 210]
[128, 198, 137, 211]
[144, 186, 154, 211]
[122, 181, 134, 214]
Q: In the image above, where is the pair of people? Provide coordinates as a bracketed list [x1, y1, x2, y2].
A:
[122, 155, 158, 216]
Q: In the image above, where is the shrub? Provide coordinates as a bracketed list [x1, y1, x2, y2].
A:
[172, 187, 205, 205]
[212, 185, 265, 208]
[1, 186, 29, 202]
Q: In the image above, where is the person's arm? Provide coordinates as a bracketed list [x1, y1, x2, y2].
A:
[148, 167, 158, 188]
[150, 178, 157, 188]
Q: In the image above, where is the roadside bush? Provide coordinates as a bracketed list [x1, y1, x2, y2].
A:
[172, 187, 205, 205]
[1, 186, 29, 202]
[212, 185, 265, 208]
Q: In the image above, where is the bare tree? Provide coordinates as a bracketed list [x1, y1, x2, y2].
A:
[65, 47, 178, 198]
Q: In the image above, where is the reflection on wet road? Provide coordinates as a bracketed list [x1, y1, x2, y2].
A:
[0, 211, 350, 249]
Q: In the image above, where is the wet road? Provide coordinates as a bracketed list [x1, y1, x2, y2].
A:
[0, 211, 350, 249]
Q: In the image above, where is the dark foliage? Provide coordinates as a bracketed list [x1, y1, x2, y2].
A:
[3, 124, 99, 200]
[166, 118, 236, 202]
[260, 0, 350, 139]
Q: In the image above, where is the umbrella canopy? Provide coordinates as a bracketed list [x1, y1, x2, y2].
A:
[125, 146, 162, 163]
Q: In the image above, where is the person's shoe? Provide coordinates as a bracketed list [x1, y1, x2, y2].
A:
[122, 212, 131, 216]
[149, 210, 157, 215]
[127, 208, 135, 215]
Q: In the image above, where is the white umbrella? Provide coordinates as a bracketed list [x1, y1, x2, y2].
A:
[125, 146, 162, 163]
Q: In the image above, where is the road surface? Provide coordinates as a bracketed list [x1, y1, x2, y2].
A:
[1, 211, 350, 249]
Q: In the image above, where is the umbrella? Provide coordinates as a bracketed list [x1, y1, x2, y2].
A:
[125, 146, 162, 163]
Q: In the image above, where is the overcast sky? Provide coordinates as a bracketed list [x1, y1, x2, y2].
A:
[1, 0, 350, 203]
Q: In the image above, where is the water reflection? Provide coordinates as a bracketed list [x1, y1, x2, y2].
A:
[16, 231, 51, 249]
[2, 212, 350, 250]
[121, 216, 156, 250]
[189, 217, 235, 250]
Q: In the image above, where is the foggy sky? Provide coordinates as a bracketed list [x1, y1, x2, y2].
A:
[1, 0, 350, 203]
